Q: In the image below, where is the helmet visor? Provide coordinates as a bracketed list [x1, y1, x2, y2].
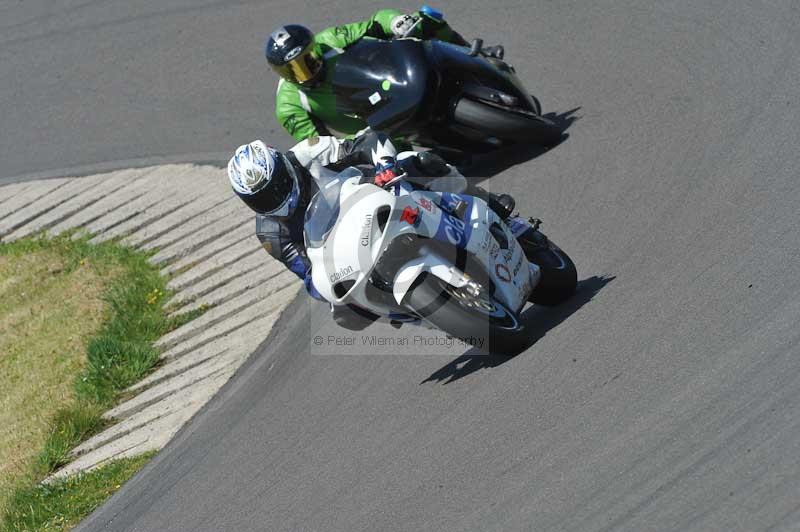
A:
[252, 154, 297, 215]
[272, 47, 322, 84]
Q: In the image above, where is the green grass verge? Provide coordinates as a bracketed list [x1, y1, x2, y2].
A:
[1, 453, 154, 532]
[0, 233, 202, 531]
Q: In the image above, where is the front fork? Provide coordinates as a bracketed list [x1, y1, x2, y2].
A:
[507, 216, 547, 296]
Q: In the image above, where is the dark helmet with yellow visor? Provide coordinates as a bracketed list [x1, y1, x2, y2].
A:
[265, 25, 323, 85]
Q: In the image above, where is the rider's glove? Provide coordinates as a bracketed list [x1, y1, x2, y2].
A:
[413, 152, 450, 177]
[481, 44, 505, 60]
[374, 156, 399, 186]
[391, 13, 421, 38]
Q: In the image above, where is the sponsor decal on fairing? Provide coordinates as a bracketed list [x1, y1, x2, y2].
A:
[329, 265, 355, 283]
[400, 206, 421, 227]
[434, 193, 473, 248]
[360, 214, 373, 246]
[495, 263, 512, 282]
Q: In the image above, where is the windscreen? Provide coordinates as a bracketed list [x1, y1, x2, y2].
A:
[303, 167, 363, 248]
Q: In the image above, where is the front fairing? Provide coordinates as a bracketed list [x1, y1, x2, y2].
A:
[306, 177, 531, 314]
[331, 38, 431, 133]
[306, 174, 398, 306]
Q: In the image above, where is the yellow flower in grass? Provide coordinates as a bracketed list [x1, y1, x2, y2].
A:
[146, 288, 163, 305]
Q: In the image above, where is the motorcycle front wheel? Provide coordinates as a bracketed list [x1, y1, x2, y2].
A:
[518, 230, 578, 306]
[453, 97, 562, 146]
[403, 273, 529, 354]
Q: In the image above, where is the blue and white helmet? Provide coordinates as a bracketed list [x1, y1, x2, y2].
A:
[227, 140, 299, 216]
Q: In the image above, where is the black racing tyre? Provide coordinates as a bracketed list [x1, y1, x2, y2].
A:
[453, 97, 561, 146]
[519, 232, 577, 306]
[403, 274, 528, 354]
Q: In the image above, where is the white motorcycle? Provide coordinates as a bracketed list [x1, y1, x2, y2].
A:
[304, 165, 577, 354]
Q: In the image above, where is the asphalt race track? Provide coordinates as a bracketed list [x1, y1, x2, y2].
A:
[5, 1, 800, 530]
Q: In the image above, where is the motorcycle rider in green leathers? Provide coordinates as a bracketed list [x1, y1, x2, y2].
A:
[266, 7, 504, 142]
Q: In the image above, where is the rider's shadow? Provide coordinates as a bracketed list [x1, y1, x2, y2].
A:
[420, 274, 614, 385]
[460, 107, 582, 183]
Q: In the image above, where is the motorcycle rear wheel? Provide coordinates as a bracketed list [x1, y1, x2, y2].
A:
[403, 274, 529, 354]
[453, 97, 562, 146]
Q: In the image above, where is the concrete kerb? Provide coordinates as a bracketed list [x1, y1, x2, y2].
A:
[140, 196, 243, 253]
[158, 220, 254, 275]
[165, 237, 264, 292]
[0, 177, 95, 239]
[0, 181, 35, 207]
[132, 311, 279, 395]
[46, 401, 210, 482]
[127, 309, 281, 395]
[70, 374, 231, 459]
[102, 353, 246, 422]
[169, 261, 289, 317]
[45, 169, 156, 237]
[78, 192, 166, 240]
[128, 346, 232, 395]
[79, 165, 199, 240]
[90, 200, 195, 244]
[164, 249, 270, 310]
[0, 178, 75, 224]
[120, 194, 228, 249]
[156, 273, 298, 351]
[89, 193, 201, 245]
[158, 302, 288, 363]
[6, 171, 134, 241]
[0, 175, 111, 234]
[0, 165, 299, 482]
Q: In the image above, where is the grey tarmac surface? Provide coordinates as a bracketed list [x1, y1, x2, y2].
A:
[4, 0, 800, 531]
